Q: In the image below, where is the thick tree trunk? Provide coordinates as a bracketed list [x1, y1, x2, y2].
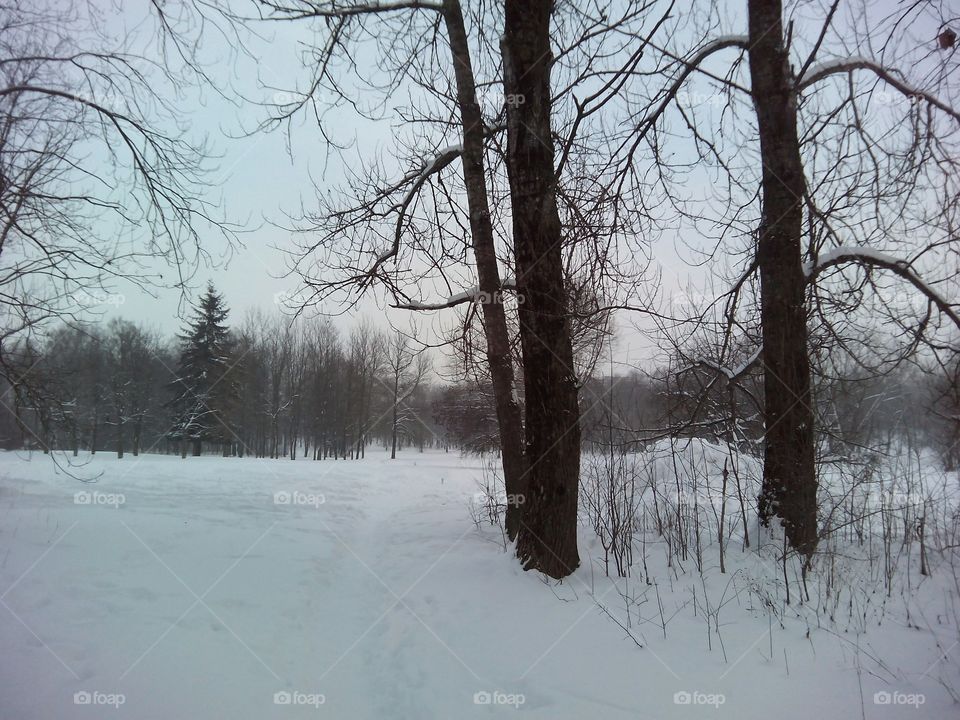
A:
[443, 0, 528, 539]
[747, 0, 818, 557]
[503, 0, 581, 579]
[192, 438, 202, 456]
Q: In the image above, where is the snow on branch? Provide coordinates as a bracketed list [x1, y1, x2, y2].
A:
[805, 246, 960, 330]
[629, 36, 748, 146]
[677, 346, 762, 384]
[798, 58, 960, 124]
[361, 144, 462, 283]
[262, 1, 443, 20]
[393, 277, 519, 311]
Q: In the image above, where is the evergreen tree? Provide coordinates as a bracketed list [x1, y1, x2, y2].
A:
[168, 284, 237, 456]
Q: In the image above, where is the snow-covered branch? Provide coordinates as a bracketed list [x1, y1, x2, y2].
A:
[805, 246, 960, 330]
[361, 144, 462, 282]
[257, 1, 443, 21]
[798, 58, 960, 124]
[677, 346, 762, 385]
[627, 35, 749, 148]
[393, 277, 518, 311]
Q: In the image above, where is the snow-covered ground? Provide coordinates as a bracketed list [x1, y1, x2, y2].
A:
[0, 448, 955, 719]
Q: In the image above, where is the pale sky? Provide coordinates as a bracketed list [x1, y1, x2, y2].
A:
[81, 0, 951, 374]
[93, 0, 682, 368]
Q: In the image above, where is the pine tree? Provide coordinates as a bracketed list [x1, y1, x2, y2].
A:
[167, 284, 237, 456]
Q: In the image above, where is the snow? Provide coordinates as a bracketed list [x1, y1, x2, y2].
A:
[0, 447, 955, 718]
[800, 56, 873, 83]
[405, 144, 462, 204]
[372, 247, 396, 265]
[398, 277, 518, 310]
[680, 347, 762, 381]
[446, 287, 477, 305]
[707, 35, 749, 47]
[803, 245, 904, 277]
[371, 144, 465, 272]
[726, 346, 761, 378]
[797, 58, 960, 124]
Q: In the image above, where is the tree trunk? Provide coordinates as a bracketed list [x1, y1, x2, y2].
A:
[503, 0, 581, 579]
[747, 0, 818, 558]
[40, 411, 50, 454]
[443, 0, 528, 539]
[391, 374, 399, 459]
[192, 438, 202, 456]
[132, 417, 141, 457]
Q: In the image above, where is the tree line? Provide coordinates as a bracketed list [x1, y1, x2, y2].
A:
[8, 281, 956, 482]
[0, 286, 441, 460]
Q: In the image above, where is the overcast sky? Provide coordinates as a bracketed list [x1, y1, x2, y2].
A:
[80, 0, 945, 374]
[84, 0, 692, 371]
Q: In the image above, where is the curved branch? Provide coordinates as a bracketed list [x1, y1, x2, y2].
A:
[356, 144, 462, 287]
[618, 35, 748, 162]
[805, 248, 960, 330]
[392, 277, 517, 311]
[798, 59, 960, 124]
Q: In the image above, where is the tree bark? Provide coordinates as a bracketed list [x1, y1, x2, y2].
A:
[132, 417, 141, 457]
[747, 0, 818, 557]
[503, 0, 581, 578]
[443, 0, 528, 539]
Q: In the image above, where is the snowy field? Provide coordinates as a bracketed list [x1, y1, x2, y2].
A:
[0, 448, 956, 719]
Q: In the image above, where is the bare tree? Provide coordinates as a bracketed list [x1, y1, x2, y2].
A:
[0, 0, 231, 412]
[502, 0, 582, 577]
[745, 0, 817, 555]
[220, 0, 656, 544]
[602, 0, 960, 558]
[384, 330, 431, 459]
